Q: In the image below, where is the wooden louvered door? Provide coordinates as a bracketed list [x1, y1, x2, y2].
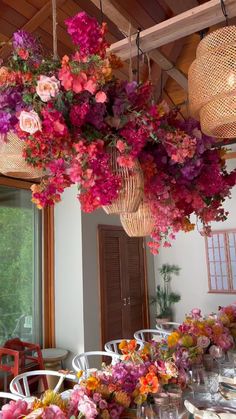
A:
[98, 225, 149, 346]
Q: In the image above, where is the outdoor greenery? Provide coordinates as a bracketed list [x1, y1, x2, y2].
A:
[151, 263, 181, 319]
[0, 187, 36, 344]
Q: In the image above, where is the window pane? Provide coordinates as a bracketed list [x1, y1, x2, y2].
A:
[208, 237, 213, 248]
[230, 246, 236, 262]
[0, 185, 42, 345]
[214, 248, 220, 261]
[213, 235, 218, 246]
[210, 276, 216, 289]
[210, 262, 215, 275]
[219, 234, 224, 247]
[229, 233, 235, 247]
[208, 248, 213, 261]
[220, 247, 226, 261]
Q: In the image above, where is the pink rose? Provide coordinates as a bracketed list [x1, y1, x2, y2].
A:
[36, 75, 60, 102]
[19, 110, 42, 134]
[78, 396, 97, 418]
[95, 91, 107, 103]
[197, 336, 210, 349]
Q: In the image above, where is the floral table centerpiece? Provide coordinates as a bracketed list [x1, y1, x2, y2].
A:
[167, 309, 234, 367]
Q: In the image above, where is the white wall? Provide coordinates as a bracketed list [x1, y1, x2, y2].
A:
[154, 159, 236, 322]
[82, 210, 156, 351]
[54, 186, 84, 366]
[55, 197, 156, 363]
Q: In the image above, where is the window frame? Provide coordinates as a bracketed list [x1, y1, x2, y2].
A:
[0, 176, 55, 347]
[205, 229, 236, 294]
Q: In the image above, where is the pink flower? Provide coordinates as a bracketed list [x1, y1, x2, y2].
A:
[36, 75, 60, 102]
[116, 140, 126, 153]
[42, 405, 67, 418]
[78, 395, 97, 418]
[117, 155, 135, 168]
[83, 78, 97, 94]
[0, 400, 29, 418]
[19, 110, 42, 134]
[99, 399, 108, 409]
[191, 308, 201, 319]
[95, 91, 107, 103]
[197, 336, 210, 349]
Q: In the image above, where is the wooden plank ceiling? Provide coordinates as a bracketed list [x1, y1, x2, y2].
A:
[0, 0, 233, 114]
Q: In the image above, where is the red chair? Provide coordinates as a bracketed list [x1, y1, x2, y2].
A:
[0, 338, 45, 391]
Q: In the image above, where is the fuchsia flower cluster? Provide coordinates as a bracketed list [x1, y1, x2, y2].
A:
[0, 11, 235, 252]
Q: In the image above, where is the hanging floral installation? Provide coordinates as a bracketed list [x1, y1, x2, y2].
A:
[0, 12, 235, 253]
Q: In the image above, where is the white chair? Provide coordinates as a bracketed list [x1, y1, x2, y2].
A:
[0, 391, 24, 401]
[10, 369, 76, 397]
[156, 321, 180, 336]
[104, 339, 141, 354]
[72, 351, 121, 375]
[134, 329, 166, 346]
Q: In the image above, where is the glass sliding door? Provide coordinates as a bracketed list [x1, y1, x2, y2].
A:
[0, 184, 42, 345]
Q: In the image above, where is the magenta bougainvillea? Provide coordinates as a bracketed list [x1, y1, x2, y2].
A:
[0, 12, 235, 253]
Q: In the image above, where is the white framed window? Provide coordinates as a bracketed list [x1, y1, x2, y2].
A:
[205, 230, 236, 293]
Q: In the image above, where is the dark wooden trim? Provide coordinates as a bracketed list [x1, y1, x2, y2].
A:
[0, 177, 55, 347]
[0, 176, 34, 190]
[43, 207, 55, 348]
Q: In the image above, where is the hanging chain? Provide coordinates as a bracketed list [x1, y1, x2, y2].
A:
[136, 28, 142, 84]
[52, 0, 58, 60]
[99, 0, 104, 24]
[220, 0, 229, 26]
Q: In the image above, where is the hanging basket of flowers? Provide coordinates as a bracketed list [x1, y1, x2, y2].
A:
[0, 132, 42, 179]
[103, 148, 144, 215]
[120, 200, 154, 237]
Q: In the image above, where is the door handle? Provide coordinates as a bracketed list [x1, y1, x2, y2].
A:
[123, 298, 127, 306]
[127, 297, 131, 305]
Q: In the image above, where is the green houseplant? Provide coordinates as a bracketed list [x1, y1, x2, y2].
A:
[151, 263, 181, 322]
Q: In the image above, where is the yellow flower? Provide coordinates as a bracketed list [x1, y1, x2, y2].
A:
[40, 390, 67, 410]
[167, 331, 180, 347]
[181, 335, 194, 348]
[76, 370, 83, 379]
[86, 376, 100, 391]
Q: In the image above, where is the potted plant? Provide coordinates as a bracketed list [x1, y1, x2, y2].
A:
[151, 263, 181, 324]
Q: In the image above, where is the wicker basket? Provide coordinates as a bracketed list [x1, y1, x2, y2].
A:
[188, 25, 236, 138]
[120, 200, 154, 237]
[0, 131, 42, 179]
[103, 148, 144, 215]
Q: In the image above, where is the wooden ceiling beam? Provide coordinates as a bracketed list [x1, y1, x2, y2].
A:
[90, 0, 188, 90]
[158, 0, 199, 15]
[0, 0, 66, 59]
[109, 0, 236, 59]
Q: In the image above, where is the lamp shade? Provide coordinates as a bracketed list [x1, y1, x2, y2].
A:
[0, 131, 42, 179]
[188, 26, 236, 138]
[103, 148, 143, 215]
[120, 200, 155, 237]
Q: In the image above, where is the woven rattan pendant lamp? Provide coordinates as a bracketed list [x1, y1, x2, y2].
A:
[188, 1, 236, 138]
[120, 200, 155, 237]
